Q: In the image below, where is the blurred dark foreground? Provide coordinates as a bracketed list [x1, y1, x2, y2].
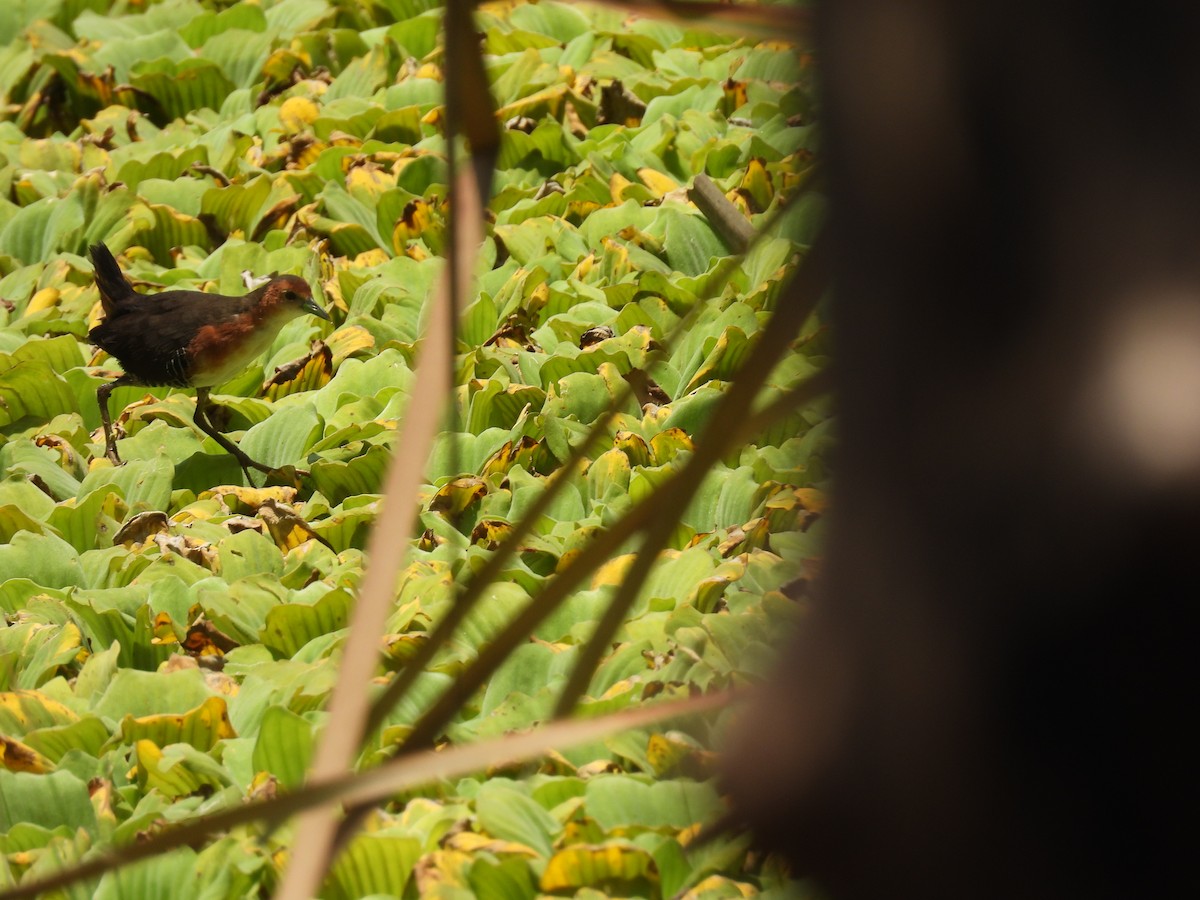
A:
[725, 3, 1194, 898]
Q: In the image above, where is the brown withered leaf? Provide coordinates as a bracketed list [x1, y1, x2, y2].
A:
[504, 115, 537, 133]
[26, 472, 55, 499]
[418, 528, 443, 551]
[721, 77, 749, 116]
[258, 498, 334, 551]
[533, 179, 565, 200]
[484, 311, 540, 352]
[563, 99, 588, 138]
[247, 772, 279, 803]
[469, 518, 513, 550]
[261, 341, 333, 400]
[36, 433, 85, 472]
[222, 515, 266, 536]
[480, 436, 538, 480]
[251, 196, 300, 242]
[597, 79, 646, 126]
[623, 368, 671, 406]
[579, 325, 615, 348]
[113, 511, 169, 546]
[183, 616, 241, 657]
[153, 533, 218, 570]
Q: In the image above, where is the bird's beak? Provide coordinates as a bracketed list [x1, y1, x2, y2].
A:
[302, 297, 331, 321]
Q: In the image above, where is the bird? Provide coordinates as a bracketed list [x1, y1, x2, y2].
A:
[88, 242, 331, 477]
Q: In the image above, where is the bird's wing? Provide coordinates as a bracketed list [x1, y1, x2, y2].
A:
[90, 292, 257, 387]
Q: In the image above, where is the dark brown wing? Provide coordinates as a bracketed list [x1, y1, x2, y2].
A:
[89, 289, 262, 387]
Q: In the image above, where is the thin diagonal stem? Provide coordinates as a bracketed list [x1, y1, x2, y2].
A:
[363, 188, 821, 740]
[399, 234, 830, 749]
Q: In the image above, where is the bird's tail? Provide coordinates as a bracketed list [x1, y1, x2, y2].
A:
[90, 243, 135, 315]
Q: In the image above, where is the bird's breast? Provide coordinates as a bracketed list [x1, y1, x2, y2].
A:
[186, 308, 293, 387]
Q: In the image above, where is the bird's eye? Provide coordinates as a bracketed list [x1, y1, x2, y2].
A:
[282, 289, 297, 300]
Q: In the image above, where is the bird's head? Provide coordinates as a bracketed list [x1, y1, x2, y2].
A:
[262, 275, 331, 322]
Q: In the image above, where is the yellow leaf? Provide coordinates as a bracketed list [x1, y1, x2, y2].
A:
[279, 96, 319, 133]
[290, 136, 326, 169]
[0, 735, 53, 773]
[646, 730, 717, 778]
[494, 82, 568, 119]
[721, 78, 749, 116]
[346, 160, 396, 195]
[609, 171, 635, 203]
[392, 198, 444, 255]
[117, 696, 236, 751]
[539, 843, 658, 893]
[526, 280, 549, 313]
[649, 427, 694, 466]
[428, 476, 487, 522]
[591, 553, 635, 588]
[413, 849, 473, 895]
[263, 48, 312, 85]
[570, 254, 595, 280]
[150, 611, 180, 645]
[568, 198, 602, 219]
[613, 430, 651, 468]
[636, 167, 678, 197]
[0, 690, 78, 732]
[350, 247, 389, 268]
[679, 875, 757, 898]
[797, 487, 828, 514]
[381, 632, 427, 670]
[442, 832, 538, 856]
[692, 559, 745, 612]
[200, 485, 298, 515]
[90, 777, 117, 824]
[726, 189, 753, 217]
[24, 287, 59, 315]
[599, 236, 633, 281]
[739, 157, 774, 212]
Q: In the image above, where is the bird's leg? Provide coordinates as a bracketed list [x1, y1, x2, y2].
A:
[97, 375, 136, 465]
[193, 387, 275, 478]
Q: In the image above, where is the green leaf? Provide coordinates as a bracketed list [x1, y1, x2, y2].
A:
[475, 781, 560, 858]
[259, 587, 351, 659]
[323, 833, 422, 900]
[76, 457, 174, 513]
[251, 705, 315, 790]
[0, 531, 84, 589]
[585, 776, 723, 831]
[23, 715, 110, 763]
[94, 849, 199, 900]
[238, 404, 323, 469]
[93, 667, 214, 721]
[0, 360, 80, 427]
[0, 769, 97, 832]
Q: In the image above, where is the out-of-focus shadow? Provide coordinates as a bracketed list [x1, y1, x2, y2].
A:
[724, 3, 1192, 898]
